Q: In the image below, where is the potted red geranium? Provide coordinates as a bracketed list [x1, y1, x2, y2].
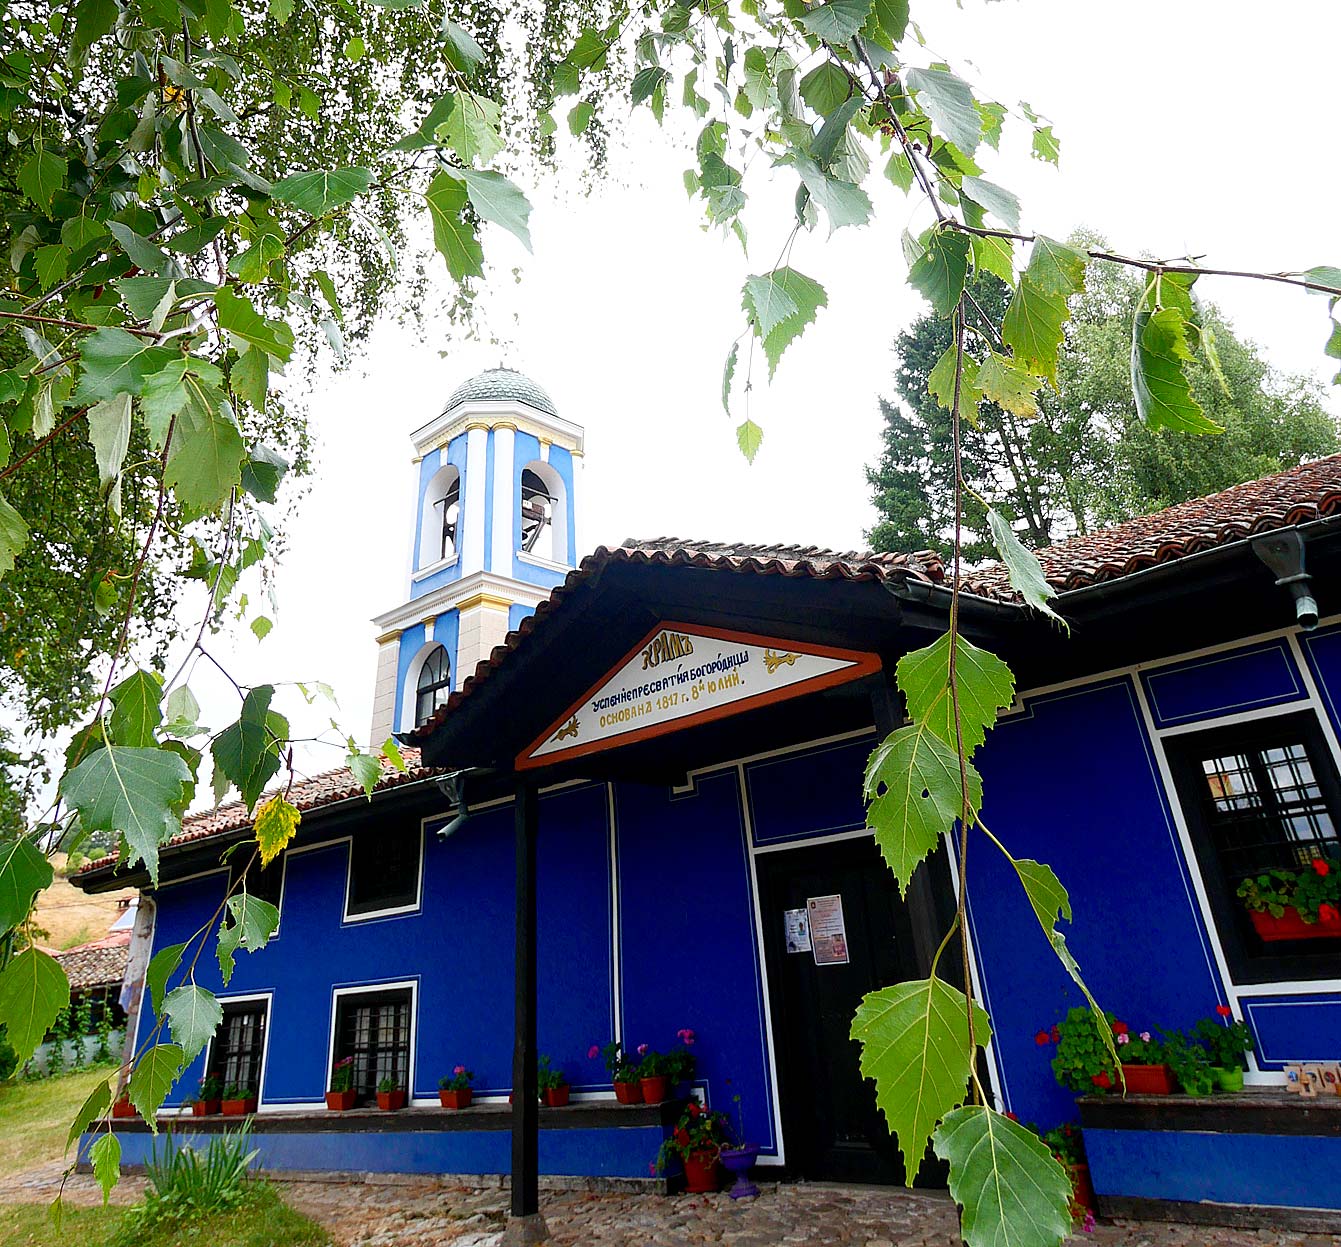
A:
[537, 1056, 569, 1107]
[326, 1056, 357, 1110]
[593, 1041, 642, 1104]
[1238, 857, 1341, 941]
[1114, 1025, 1175, 1095]
[221, 1083, 257, 1116]
[636, 1031, 697, 1105]
[192, 1073, 223, 1117]
[439, 1065, 475, 1109]
[656, 1101, 731, 1194]
[1040, 1122, 1094, 1216]
[376, 1077, 406, 1111]
[1049, 1007, 1117, 1093]
[1194, 1006, 1254, 1091]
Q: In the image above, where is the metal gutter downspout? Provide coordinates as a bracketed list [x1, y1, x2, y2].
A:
[890, 577, 1028, 622]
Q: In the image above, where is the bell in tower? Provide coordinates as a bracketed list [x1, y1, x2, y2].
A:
[367, 368, 584, 745]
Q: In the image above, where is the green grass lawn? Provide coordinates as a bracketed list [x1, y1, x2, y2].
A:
[0, 1185, 329, 1247]
[0, 1068, 113, 1180]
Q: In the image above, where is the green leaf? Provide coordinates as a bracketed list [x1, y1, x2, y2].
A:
[741, 267, 827, 379]
[217, 892, 280, 985]
[423, 172, 484, 281]
[0, 949, 70, 1062]
[394, 93, 456, 151]
[906, 67, 981, 154]
[73, 329, 179, 404]
[927, 342, 981, 426]
[141, 358, 226, 448]
[1000, 237, 1086, 384]
[1131, 306, 1221, 434]
[67, 1080, 112, 1153]
[872, 0, 909, 43]
[864, 723, 982, 896]
[254, 795, 300, 864]
[90, 1132, 120, 1204]
[146, 942, 185, 1016]
[976, 352, 1041, 418]
[909, 229, 970, 319]
[251, 616, 273, 641]
[736, 419, 763, 463]
[897, 633, 1015, 756]
[970, 234, 1015, 286]
[0, 493, 28, 580]
[441, 19, 484, 75]
[18, 147, 65, 211]
[164, 686, 200, 734]
[108, 669, 163, 748]
[437, 91, 503, 166]
[346, 751, 382, 798]
[382, 738, 407, 771]
[1025, 235, 1087, 297]
[977, 100, 1006, 150]
[344, 35, 365, 61]
[459, 169, 533, 252]
[632, 66, 669, 108]
[211, 685, 287, 811]
[214, 289, 294, 363]
[799, 61, 852, 115]
[852, 976, 990, 1183]
[128, 1043, 183, 1131]
[106, 222, 170, 275]
[86, 395, 132, 513]
[567, 100, 594, 136]
[722, 342, 738, 414]
[269, 167, 372, 216]
[934, 1106, 1072, 1247]
[227, 233, 284, 285]
[1031, 123, 1060, 164]
[567, 28, 609, 71]
[165, 396, 246, 515]
[231, 348, 269, 410]
[788, 154, 871, 234]
[799, 0, 874, 44]
[163, 985, 222, 1063]
[240, 444, 289, 504]
[960, 176, 1020, 233]
[986, 509, 1065, 627]
[60, 746, 191, 886]
[34, 244, 69, 291]
[0, 838, 53, 933]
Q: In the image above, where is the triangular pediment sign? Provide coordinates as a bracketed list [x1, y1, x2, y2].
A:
[516, 621, 881, 770]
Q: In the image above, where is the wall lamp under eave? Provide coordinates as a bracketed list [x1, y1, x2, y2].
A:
[1252, 529, 1319, 631]
[434, 768, 481, 840]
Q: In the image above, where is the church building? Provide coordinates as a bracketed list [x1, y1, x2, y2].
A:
[76, 369, 1341, 1230]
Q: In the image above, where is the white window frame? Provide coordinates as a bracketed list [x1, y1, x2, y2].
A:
[342, 823, 425, 924]
[204, 991, 274, 1109]
[325, 977, 420, 1103]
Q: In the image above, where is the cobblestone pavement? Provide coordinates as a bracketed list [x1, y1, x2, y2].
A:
[11, 1166, 1341, 1246]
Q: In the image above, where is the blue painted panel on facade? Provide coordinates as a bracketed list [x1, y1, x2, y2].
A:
[614, 773, 776, 1155]
[1240, 993, 1341, 1067]
[434, 610, 461, 693]
[970, 679, 1227, 1128]
[411, 448, 441, 574]
[392, 622, 427, 736]
[744, 736, 873, 846]
[547, 445, 576, 565]
[509, 603, 532, 634]
[1085, 1127, 1341, 1209]
[1141, 641, 1304, 727]
[1299, 623, 1341, 740]
[93, 1123, 666, 1179]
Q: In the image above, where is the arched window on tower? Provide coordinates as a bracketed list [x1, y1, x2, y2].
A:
[418, 465, 461, 568]
[414, 645, 452, 726]
[519, 461, 567, 564]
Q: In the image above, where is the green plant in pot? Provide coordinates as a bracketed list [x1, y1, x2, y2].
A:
[1049, 1006, 1118, 1093]
[655, 1100, 732, 1194]
[537, 1055, 569, 1107]
[1114, 1024, 1175, 1095]
[192, 1072, 224, 1117]
[1236, 856, 1341, 941]
[439, 1065, 475, 1109]
[1160, 1029, 1214, 1096]
[1193, 1007, 1254, 1091]
[326, 1056, 357, 1111]
[595, 1041, 643, 1104]
[376, 1076, 406, 1112]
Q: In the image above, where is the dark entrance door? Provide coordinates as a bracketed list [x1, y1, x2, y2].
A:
[757, 835, 943, 1185]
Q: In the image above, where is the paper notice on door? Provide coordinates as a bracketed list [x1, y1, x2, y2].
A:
[783, 907, 811, 954]
[807, 894, 849, 965]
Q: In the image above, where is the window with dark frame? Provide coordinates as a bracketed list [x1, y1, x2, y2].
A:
[435, 474, 460, 561]
[1167, 710, 1341, 982]
[346, 823, 422, 918]
[204, 999, 268, 1096]
[415, 645, 451, 727]
[332, 988, 412, 1101]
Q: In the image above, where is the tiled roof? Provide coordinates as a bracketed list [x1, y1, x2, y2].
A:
[964, 453, 1341, 597]
[53, 932, 130, 992]
[404, 539, 946, 740]
[77, 747, 438, 877]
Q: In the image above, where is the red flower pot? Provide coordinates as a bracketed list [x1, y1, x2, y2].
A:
[192, 1099, 221, 1117]
[1090, 1071, 1113, 1090]
[439, 1088, 472, 1109]
[377, 1090, 406, 1111]
[1120, 1063, 1175, 1094]
[543, 1085, 570, 1107]
[112, 1097, 136, 1119]
[614, 1080, 643, 1105]
[683, 1148, 721, 1194]
[640, 1075, 670, 1105]
[1069, 1162, 1096, 1214]
[1250, 906, 1341, 942]
[222, 1098, 257, 1116]
[325, 1090, 357, 1111]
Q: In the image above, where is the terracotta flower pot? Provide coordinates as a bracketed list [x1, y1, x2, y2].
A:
[325, 1090, 357, 1111]
[377, 1089, 406, 1111]
[1068, 1162, 1096, 1214]
[192, 1099, 221, 1117]
[1120, 1063, 1175, 1094]
[683, 1148, 721, 1194]
[1214, 1066, 1244, 1093]
[614, 1080, 643, 1105]
[640, 1075, 670, 1105]
[439, 1088, 472, 1109]
[112, 1098, 136, 1119]
[543, 1085, 570, 1107]
[1249, 906, 1341, 942]
[222, 1098, 257, 1116]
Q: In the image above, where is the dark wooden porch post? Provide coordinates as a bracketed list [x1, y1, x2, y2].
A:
[509, 780, 542, 1230]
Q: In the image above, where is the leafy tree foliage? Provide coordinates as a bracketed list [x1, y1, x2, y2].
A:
[867, 244, 1338, 560]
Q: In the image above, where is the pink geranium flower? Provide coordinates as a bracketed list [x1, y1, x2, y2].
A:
[588, 1045, 600, 1060]
[676, 1028, 696, 1045]
[1139, 1032, 1151, 1043]
[637, 1043, 648, 1056]
[1116, 1032, 1129, 1045]
[454, 1065, 466, 1076]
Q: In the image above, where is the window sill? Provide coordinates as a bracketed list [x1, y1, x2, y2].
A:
[517, 550, 568, 573]
[342, 902, 422, 925]
[413, 555, 459, 581]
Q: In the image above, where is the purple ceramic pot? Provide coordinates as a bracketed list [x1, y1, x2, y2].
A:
[719, 1144, 760, 1200]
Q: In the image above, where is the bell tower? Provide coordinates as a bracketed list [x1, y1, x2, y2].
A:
[368, 368, 584, 745]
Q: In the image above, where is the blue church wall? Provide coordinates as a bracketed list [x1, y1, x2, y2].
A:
[508, 603, 533, 633]
[546, 444, 577, 566]
[411, 446, 441, 578]
[969, 678, 1228, 1128]
[613, 773, 778, 1156]
[510, 431, 574, 587]
[391, 621, 427, 734]
[743, 735, 872, 847]
[1140, 640, 1305, 728]
[1239, 993, 1341, 1068]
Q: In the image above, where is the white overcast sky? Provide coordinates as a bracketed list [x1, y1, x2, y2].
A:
[133, 1, 1341, 784]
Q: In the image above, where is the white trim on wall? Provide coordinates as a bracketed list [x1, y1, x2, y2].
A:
[606, 784, 623, 1049]
[491, 424, 515, 576]
[462, 425, 488, 573]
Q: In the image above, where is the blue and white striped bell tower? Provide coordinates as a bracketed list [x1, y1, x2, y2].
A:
[368, 368, 584, 744]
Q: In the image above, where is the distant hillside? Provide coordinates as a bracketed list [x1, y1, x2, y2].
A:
[33, 855, 137, 951]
